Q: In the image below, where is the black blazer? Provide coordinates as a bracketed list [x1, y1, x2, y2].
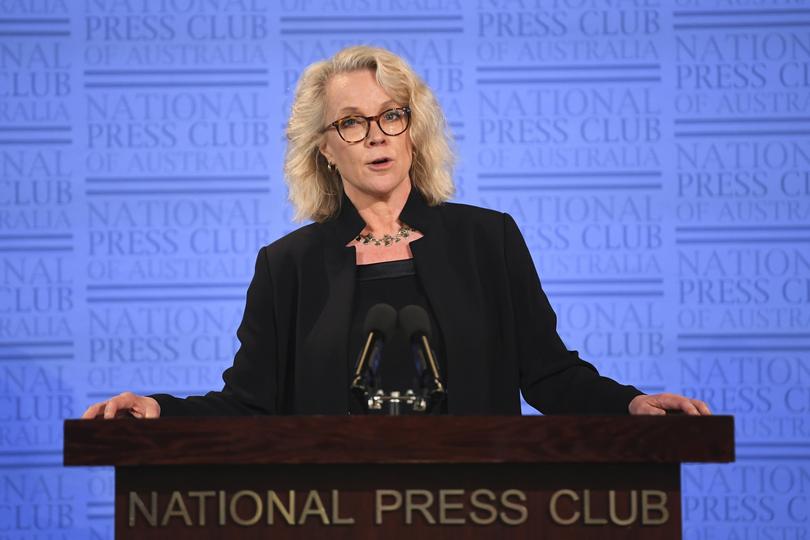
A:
[153, 189, 642, 416]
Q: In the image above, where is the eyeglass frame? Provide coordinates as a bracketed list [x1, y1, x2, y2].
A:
[321, 106, 411, 143]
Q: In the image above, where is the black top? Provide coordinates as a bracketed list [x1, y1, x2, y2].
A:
[348, 259, 446, 414]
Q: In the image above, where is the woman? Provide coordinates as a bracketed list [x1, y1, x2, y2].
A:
[82, 46, 710, 419]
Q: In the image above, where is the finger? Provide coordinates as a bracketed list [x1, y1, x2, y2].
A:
[692, 399, 712, 415]
[80, 403, 96, 419]
[119, 393, 140, 417]
[642, 405, 666, 416]
[660, 396, 699, 415]
[110, 391, 142, 419]
[143, 398, 160, 419]
[632, 401, 666, 416]
[94, 402, 109, 419]
[80, 402, 104, 419]
[671, 398, 700, 416]
[656, 394, 700, 416]
[129, 397, 158, 419]
[103, 398, 120, 419]
[128, 400, 146, 419]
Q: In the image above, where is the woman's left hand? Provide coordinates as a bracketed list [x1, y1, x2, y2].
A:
[629, 393, 711, 416]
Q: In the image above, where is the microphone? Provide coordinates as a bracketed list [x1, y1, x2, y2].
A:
[351, 303, 397, 393]
[399, 305, 445, 395]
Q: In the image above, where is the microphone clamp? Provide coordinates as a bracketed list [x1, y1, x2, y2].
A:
[368, 389, 427, 416]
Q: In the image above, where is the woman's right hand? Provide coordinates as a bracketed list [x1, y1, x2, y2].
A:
[80, 392, 161, 419]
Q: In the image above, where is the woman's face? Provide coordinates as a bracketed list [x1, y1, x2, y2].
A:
[319, 69, 413, 205]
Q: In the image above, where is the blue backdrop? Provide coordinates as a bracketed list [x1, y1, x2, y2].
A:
[1, 1, 809, 538]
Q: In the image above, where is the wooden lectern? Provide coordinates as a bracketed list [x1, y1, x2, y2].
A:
[64, 415, 734, 539]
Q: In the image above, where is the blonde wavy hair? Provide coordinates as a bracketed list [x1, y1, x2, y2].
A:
[284, 45, 456, 222]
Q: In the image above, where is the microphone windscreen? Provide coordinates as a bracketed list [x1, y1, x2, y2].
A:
[363, 303, 397, 341]
[399, 305, 432, 341]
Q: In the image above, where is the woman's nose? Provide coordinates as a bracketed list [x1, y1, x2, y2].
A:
[366, 121, 386, 145]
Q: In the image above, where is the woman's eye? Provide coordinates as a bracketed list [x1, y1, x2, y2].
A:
[383, 111, 401, 121]
[340, 118, 358, 128]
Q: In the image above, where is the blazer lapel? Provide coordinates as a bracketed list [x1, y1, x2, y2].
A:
[402, 191, 488, 413]
[297, 197, 363, 414]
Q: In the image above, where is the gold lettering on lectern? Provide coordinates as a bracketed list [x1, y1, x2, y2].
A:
[230, 490, 262, 526]
[550, 490, 580, 525]
[188, 491, 215, 526]
[298, 490, 329, 525]
[128, 487, 676, 528]
[609, 490, 638, 526]
[405, 489, 435, 524]
[331, 490, 355, 525]
[129, 491, 157, 527]
[218, 490, 226, 526]
[439, 489, 466, 525]
[128, 489, 355, 527]
[469, 489, 498, 525]
[375, 489, 528, 526]
[550, 490, 669, 526]
[583, 490, 607, 525]
[376, 490, 403, 525]
[161, 491, 192, 526]
[267, 490, 295, 525]
[641, 490, 669, 525]
[500, 489, 528, 525]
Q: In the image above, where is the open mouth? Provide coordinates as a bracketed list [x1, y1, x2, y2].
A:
[368, 157, 392, 165]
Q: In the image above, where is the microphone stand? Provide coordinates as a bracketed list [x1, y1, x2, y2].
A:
[363, 338, 446, 416]
[351, 304, 447, 416]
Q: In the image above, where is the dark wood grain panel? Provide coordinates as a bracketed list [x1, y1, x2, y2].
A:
[64, 415, 734, 466]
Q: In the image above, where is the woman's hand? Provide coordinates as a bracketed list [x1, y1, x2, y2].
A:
[80, 392, 161, 419]
[629, 393, 711, 416]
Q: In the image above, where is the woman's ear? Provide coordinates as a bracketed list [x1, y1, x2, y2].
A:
[318, 141, 333, 166]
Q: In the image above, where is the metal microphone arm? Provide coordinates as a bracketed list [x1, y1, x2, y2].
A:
[418, 334, 445, 394]
[351, 331, 376, 391]
[349, 303, 397, 412]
